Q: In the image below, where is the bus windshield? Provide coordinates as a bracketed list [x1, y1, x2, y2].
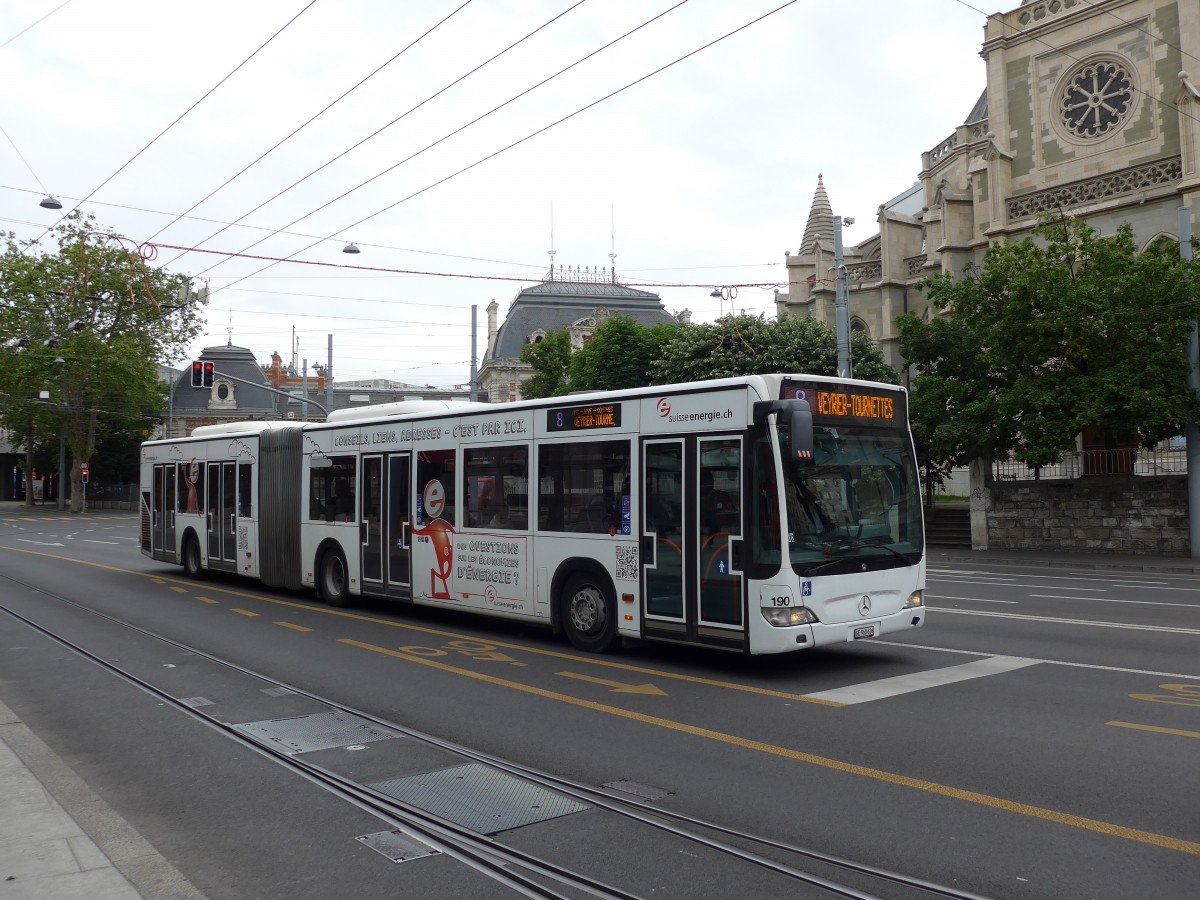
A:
[777, 421, 923, 576]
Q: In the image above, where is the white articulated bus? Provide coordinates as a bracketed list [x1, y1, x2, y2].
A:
[140, 374, 925, 654]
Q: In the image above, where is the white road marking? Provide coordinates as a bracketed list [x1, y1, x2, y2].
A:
[928, 606, 1200, 635]
[877, 640, 1200, 680]
[17, 539, 63, 546]
[1029, 594, 1200, 609]
[927, 594, 1019, 604]
[803, 656, 1040, 705]
[83, 539, 119, 545]
[933, 579, 1106, 591]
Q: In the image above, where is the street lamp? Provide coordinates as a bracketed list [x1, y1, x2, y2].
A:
[39, 195, 63, 210]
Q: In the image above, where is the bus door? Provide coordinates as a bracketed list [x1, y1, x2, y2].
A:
[386, 452, 411, 594]
[641, 436, 745, 647]
[206, 461, 237, 571]
[361, 455, 383, 586]
[162, 463, 176, 561]
[360, 453, 411, 596]
[151, 463, 175, 559]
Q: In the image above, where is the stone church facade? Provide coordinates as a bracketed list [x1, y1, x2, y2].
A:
[777, 0, 1200, 374]
[774, 0, 1200, 553]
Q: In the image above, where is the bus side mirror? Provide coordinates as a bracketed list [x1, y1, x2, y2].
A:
[788, 405, 814, 463]
[752, 398, 813, 463]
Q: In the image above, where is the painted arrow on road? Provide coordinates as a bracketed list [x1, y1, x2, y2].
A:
[556, 672, 666, 695]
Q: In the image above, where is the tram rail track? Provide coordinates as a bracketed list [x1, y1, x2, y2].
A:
[0, 569, 996, 900]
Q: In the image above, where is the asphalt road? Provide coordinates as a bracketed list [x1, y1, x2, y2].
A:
[0, 509, 1197, 899]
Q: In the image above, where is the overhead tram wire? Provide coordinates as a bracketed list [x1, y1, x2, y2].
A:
[0, 124, 56, 198]
[161, 0, 589, 271]
[0, 184, 542, 270]
[199, 0, 803, 298]
[148, 243, 787, 292]
[1073, 0, 1200, 70]
[149, 0, 482, 253]
[27, 0, 320, 248]
[0, 0, 73, 51]
[191, 0, 695, 282]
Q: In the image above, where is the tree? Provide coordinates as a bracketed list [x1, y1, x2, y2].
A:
[0, 213, 205, 510]
[569, 316, 677, 393]
[897, 218, 1200, 471]
[650, 313, 898, 386]
[519, 330, 572, 399]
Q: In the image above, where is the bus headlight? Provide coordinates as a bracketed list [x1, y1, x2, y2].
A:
[761, 606, 818, 627]
[903, 590, 924, 609]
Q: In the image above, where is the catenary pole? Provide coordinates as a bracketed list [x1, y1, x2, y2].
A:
[1181, 207, 1200, 558]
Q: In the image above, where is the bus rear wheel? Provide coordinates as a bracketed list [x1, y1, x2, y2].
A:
[561, 573, 616, 653]
[318, 550, 350, 607]
[182, 535, 205, 580]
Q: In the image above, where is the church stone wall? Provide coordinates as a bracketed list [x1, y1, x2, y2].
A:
[987, 476, 1189, 555]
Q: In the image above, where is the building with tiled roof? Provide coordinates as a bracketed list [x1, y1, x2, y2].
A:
[478, 266, 678, 403]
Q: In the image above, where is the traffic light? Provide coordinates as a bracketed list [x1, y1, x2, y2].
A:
[191, 360, 204, 387]
[202, 361, 215, 387]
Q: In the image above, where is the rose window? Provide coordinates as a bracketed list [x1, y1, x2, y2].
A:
[1060, 60, 1133, 139]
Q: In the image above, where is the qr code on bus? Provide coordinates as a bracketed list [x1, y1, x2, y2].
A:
[614, 544, 638, 581]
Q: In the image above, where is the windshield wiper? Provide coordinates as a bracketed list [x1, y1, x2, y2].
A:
[798, 535, 913, 575]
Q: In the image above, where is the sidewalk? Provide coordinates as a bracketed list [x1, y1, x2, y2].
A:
[0, 699, 202, 900]
[0, 500, 136, 519]
[928, 545, 1200, 576]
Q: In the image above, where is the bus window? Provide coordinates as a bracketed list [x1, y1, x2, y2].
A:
[465, 446, 528, 530]
[238, 463, 253, 517]
[417, 449, 456, 526]
[178, 460, 203, 514]
[309, 456, 356, 522]
[538, 440, 630, 534]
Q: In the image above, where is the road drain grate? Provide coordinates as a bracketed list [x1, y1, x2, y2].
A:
[233, 711, 399, 754]
[355, 830, 440, 863]
[369, 763, 588, 835]
[602, 779, 673, 802]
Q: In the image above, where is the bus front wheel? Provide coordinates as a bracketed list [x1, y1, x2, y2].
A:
[318, 550, 350, 607]
[561, 573, 616, 653]
[182, 535, 205, 580]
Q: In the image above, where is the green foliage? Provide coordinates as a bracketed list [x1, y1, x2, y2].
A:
[650, 313, 899, 386]
[0, 212, 205, 508]
[519, 312, 899, 399]
[518, 329, 572, 399]
[897, 218, 1200, 470]
[569, 317, 677, 392]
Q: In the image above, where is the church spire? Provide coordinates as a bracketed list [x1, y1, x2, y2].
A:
[799, 174, 833, 256]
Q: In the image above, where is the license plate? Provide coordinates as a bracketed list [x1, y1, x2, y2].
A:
[851, 624, 877, 640]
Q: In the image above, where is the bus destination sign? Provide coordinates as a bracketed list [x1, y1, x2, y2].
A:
[546, 402, 622, 432]
[781, 380, 906, 427]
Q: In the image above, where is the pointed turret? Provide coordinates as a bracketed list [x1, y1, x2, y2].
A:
[799, 174, 833, 256]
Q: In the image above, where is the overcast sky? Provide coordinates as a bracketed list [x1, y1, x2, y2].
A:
[1, 0, 991, 387]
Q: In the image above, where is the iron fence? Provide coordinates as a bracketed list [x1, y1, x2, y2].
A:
[992, 447, 1187, 481]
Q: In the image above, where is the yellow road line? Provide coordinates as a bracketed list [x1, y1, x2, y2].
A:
[1108, 721, 1200, 740]
[340, 638, 1200, 856]
[275, 621, 313, 632]
[0, 544, 839, 707]
[230, 608, 259, 617]
[4, 544, 1194, 854]
[195, 597, 218, 605]
[169, 586, 188, 593]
